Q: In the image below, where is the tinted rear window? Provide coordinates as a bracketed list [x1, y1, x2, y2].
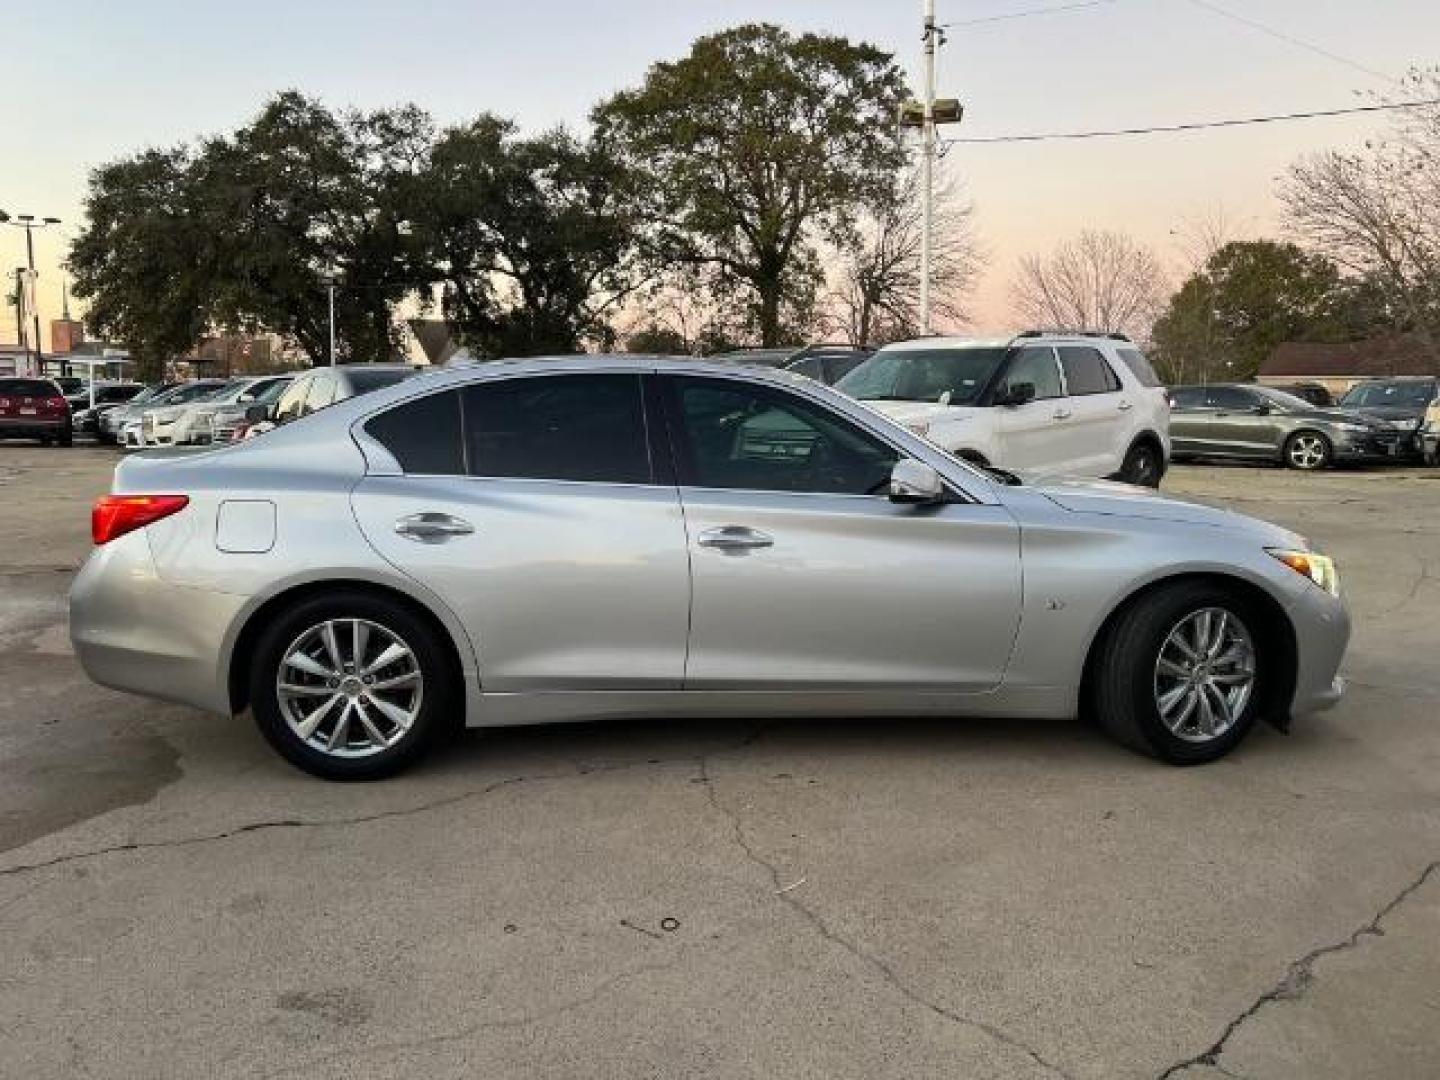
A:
[0, 379, 59, 397]
[463, 374, 651, 484]
[1116, 347, 1162, 388]
[365, 390, 465, 475]
[1170, 387, 1206, 410]
[345, 369, 416, 393]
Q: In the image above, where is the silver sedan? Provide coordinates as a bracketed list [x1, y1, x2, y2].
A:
[70, 357, 1349, 779]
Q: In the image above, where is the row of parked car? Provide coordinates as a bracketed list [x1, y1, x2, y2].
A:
[5, 338, 1437, 481]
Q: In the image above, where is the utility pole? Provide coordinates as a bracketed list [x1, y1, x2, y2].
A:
[0, 211, 63, 376]
[920, 0, 937, 337]
[12, 268, 27, 366]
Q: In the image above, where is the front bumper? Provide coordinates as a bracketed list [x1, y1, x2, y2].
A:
[1333, 430, 1419, 461]
[70, 530, 245, 716]
[1286, 581, 1351, 717]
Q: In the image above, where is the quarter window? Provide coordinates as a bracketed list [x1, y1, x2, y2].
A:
[462, 374, 651, 484]
[364, 390, 465, 475]
[1117, 347, 1162, 388]
[1059, 347, 1122, 396]
[669, 377, 898, 495]
[999, 347, 1064, 402]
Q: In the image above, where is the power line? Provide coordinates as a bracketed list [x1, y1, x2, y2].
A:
[939, 0, 1114, 29]
[1182, 0, 1399, 86]
[940, 98, 1440, 145]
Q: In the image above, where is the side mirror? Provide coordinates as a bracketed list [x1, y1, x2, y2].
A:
[1251, 403, 1271, 416]
[997, 382, 1036, 408]
[889, 459, 945, 505]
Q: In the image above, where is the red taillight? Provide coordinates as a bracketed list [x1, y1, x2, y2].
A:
[45, 396, 68, 411]
[92, 495, 190, 545]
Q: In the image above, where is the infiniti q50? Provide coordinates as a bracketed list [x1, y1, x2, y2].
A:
[70, 358, 1348, 779]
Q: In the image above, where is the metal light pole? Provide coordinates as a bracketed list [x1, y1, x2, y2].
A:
[0, 211, 63, 376]
[12, 267, 27, 365]
[323, 266, 338, 366]
[920, 0, 937, 337]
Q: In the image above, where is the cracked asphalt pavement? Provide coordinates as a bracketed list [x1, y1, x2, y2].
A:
[2, 445, 1438, 1079]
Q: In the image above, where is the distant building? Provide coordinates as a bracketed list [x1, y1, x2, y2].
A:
[1258, 335, 1440, 395]
[189, 333, 286, 375]
[50, 283, 84, 355]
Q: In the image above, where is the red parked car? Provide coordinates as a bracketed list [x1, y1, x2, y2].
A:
[0, 377, 73, 446]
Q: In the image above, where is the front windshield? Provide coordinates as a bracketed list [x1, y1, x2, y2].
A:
[837, 348, 1007, 405]
[1256, 387, 1318, 412]
[1340, 381, 1437, 409]
[254, 379, 291, 404]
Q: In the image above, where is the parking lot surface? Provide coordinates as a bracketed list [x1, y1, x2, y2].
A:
[2, 445, 1438, 1079]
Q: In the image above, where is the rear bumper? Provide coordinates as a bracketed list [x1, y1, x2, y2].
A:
[0, 417, 68, 438]
[70, 531, 244, 716]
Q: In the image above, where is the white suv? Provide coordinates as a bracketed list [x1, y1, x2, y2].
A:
[836, 332, 1171, 485]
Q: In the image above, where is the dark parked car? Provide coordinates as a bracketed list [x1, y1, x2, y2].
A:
[0, 377, 72, 446]
[711, 344, 874, 385]
[1336, 377, 1438, 458]
[1270, 382, 1335, 408]
[1168, 383, 1406, 470]
[67, 382, 146, 433]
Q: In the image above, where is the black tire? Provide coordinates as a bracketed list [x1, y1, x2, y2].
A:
[1283, 430, 1331, 471]
[57, 427, 73, 448]
[1118, 440, 1165, 487]
[249, 590, 456, 780]
[1091, 582, 1268, 765]
[37, 436, 52, 447]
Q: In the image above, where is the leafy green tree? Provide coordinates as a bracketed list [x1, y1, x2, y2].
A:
[412, 119, 648, 356]
[624, 324, 690, 354]
[68, 149, 213, 380]
[593, 23, 909, 347]
[1152, 240, 1351, 382]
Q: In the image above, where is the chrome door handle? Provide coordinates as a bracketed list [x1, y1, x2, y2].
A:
[1117, 400, 1134, 411]
[698, 526, 774, 551]
[394, 512, 475, 543]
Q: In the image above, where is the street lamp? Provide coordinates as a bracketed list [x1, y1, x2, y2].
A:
[0, 211, 64, 376]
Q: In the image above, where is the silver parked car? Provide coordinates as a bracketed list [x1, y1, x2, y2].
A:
[71, 358, 1349, 779]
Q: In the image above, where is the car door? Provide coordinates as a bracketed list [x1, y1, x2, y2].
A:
[1057, 345, 1128, 475]
[1166, 387, 1211, 453]
[1205, 387, 1281, 456]
[350, 372, 690, 691]
[661, 374, 1021, 692]
[991, 346, 1076, 476]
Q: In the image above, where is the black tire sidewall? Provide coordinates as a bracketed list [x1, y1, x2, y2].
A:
[1098, 585, 1267, 765]
[1121, 442, 1164, 487]
[249, 592, 454, 780]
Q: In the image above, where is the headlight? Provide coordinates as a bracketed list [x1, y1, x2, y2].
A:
[1268, 548, 1340, 596]
[1392, 419, 1418, 431]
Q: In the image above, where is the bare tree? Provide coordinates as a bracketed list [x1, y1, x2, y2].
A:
[1280, 68, 1440, 358]
[1010, 229, 1167, 340]
[823, 168, 983, 346]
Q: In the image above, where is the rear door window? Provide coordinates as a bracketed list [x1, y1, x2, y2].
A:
[462, 374, 652, 484]
[1169, 387, 1207, 410]
[1059, 347, 1122, 396]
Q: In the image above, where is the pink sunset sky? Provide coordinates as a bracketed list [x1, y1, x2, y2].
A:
[4, 0, 1437, 349]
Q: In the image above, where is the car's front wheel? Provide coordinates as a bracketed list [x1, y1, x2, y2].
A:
[249, 591, 456, 780]
[1117, 440, 1165, 487]
[1092, 583, 1267, 764]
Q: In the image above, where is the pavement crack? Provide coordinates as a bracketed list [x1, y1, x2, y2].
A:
[1156, 859, 1440, 1079]
[0, 732, 770, 881]
[697, 754, 1076, 1080]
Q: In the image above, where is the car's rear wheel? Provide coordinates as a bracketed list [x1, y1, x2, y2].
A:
[1284, 430, 1331, 471]
[1092, 583, 1266, 765]
[1118, 440, 1165, 487]
[250, 592, 455, 780]
[57, 427, 72, 448]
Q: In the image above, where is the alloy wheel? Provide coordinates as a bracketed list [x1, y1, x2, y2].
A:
[276, 618, 424, 758]
[1152, 607, 1256, 743]
[1287, 433, 1328, 470]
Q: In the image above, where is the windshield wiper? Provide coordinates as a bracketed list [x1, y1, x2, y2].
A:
[977, 463, 1022, 486]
